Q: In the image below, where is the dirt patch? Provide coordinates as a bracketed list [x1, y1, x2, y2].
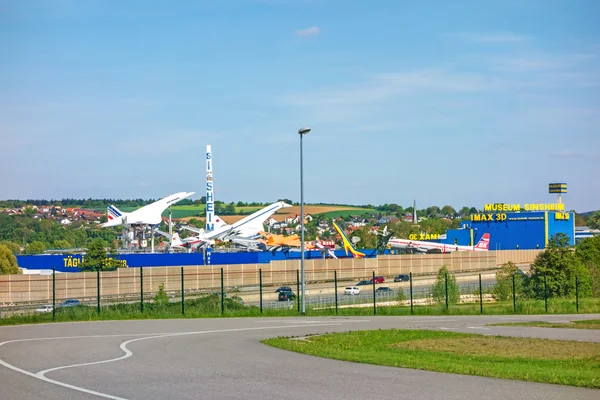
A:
[390, 337, 600, 360]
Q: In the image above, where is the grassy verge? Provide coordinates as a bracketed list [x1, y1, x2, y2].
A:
[262, 329, 600, 388]
[2, 297, 599, 326]
[489, 319, 600, 329]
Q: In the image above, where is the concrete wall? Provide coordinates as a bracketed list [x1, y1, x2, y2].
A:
[0, 250, 537, 304]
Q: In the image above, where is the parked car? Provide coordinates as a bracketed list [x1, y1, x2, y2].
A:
[35, 304, 53, 313]
[356, 280, 372, 286]
[278, 291, 296, 301]
[58, 299, 81, 307]
[371, 276, 385, 284]
[394, 274, 410, 282]
[375, 287, 393, 294]
[344, 286, 360, 295]
[275, 286, 293, 293]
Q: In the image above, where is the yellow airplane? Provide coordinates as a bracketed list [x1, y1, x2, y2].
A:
[332, 222, 366, 258]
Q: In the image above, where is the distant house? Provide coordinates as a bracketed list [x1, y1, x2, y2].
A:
[266, 217, 278, 227]
[351, 218, 368, 227]
[60, 218, 72, 225]
[292, 214, 313, 224]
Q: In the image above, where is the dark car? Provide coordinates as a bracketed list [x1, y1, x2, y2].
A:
[275, 286, 293, 293]
[278, 291, 296, 301]
[58, 299, 81, 307]
[371, 276, 385, 284]
[394, 274, 410, 282]
[356, 280, 372, 286]
[376, 287, 393, 295]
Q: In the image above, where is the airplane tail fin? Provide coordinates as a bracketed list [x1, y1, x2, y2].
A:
[332, 222, 365, 258]
[107, 205, 124, 221]
[474, 233, 491, 251]
[171, 232, 184, 247]
[213, 215, 228, 230]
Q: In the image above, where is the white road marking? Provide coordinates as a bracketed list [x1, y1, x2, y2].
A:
[0, 322, 343, 400]
[467, 327, 491, 330]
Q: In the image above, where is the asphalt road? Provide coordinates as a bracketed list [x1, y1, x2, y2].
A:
[1, 314, 599, 400]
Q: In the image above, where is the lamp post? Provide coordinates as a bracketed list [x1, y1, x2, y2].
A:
[298, 126, 311, 315]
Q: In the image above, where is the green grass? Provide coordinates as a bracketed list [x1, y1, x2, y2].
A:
[262, 329, 600, 388]
[488, 319, 600, 329]
[0, 295, 299, 326]
[3, 297, 599, 326]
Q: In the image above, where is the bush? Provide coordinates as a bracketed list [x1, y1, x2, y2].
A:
[528, 234, 592, 299]
[493, 262, 525, 301]
[154, 283, 170, 305]
[395, 289, 407, 304]
[431, 266, 459, 304]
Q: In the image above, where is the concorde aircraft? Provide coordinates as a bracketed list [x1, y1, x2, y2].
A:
[387, 233, 491, 253]
[101, 192, 195, 228]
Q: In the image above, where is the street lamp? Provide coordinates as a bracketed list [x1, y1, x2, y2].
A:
[298, 126, 311, 315]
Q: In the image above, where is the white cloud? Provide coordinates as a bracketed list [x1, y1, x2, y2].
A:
[296, 26, 320, 37]
[492, 53, 597, 72]
[284, 69, 508, 107]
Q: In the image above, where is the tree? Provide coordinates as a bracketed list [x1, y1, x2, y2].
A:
[426, 206, 440, 217]
[493, 262, 524, 301]
[527, 233, 592, 299]
[0, 241, 21, 255]
[431, 266, 460, 304]
[53, 239, 72, 249]
[587, 211, 600, 230]
[0, 244, 22, 274]
[576, 236, 600, 297]
[459, 206, 471, 217]
[576, 236, 600, 267]
[441, 205, 456, 217]
[80, 239, 108, 271]
[26, 241, 46, 254]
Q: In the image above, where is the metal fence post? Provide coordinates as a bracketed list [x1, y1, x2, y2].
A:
[576, 275, 579, 313]
[181, 267, 185, 316]
[410, 272, 413, 315]
[52, 267, 56, 321]
[544, 274, 548, 313]
[259, 268, 263, 314]
[479, 273, 483, 315]
[372, 271, 376, 315]
[140, 266, 144, 313]
[220, 268, 225, 315]
[445, 272, 449, 311]
[334, 270, 338, 315]
[97, 268, 100, 315]
[512, 274, 516, 313]
[296, 269, 300, 313]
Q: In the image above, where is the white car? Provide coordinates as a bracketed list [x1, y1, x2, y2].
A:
[344, 286, 360, 295]
[35, 305, 53, 313]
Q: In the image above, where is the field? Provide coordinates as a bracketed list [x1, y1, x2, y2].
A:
[263, 329, 600, 388]
[173, 205, 375, 223]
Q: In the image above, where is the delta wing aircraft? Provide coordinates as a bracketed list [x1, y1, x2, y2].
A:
[101, 192, 195, 228]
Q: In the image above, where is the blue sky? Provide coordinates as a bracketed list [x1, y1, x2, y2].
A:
[1, 0, 599, 212]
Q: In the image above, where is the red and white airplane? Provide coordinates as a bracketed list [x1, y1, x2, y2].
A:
[388, 233, 491, 253]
